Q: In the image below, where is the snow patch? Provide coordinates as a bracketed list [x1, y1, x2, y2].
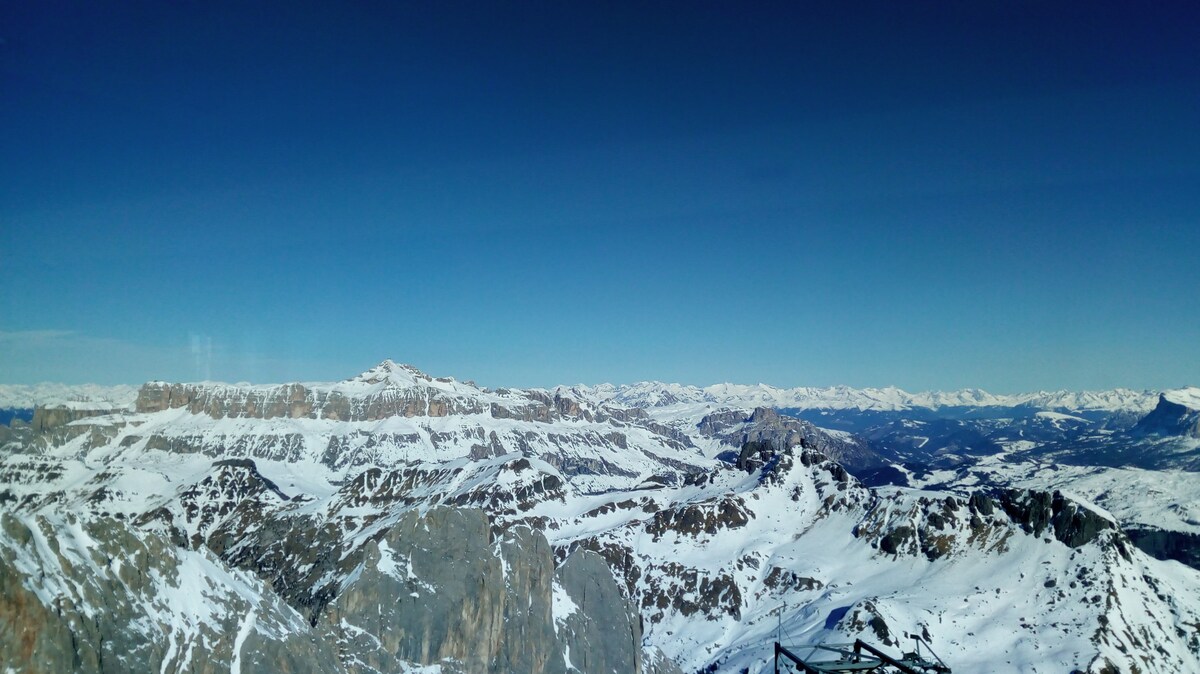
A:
[552, 580, 578, 628]
[230, 608, 258, 674]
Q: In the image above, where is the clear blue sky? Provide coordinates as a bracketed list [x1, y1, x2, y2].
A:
[2, 2, 1198, 391]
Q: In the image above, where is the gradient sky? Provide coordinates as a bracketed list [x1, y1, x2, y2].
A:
[2, 2, 1198, 391]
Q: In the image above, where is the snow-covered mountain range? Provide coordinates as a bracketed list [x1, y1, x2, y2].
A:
[0, 383, 138, 410]
[2, 362, 1199, 673]
[576, 379, 1200, 573]
[3, 377, 1166, 416]
[560, 381, 1163, 414]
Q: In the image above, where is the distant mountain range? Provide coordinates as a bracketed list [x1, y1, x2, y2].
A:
[560, 380, 1164, 414]
[0, 382, 138, 409]
[0, 376, 1174, 415]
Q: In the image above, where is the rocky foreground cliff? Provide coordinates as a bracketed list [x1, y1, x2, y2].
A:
[0, 506, 675, 674]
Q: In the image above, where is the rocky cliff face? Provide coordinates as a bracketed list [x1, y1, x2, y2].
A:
[698, 406, 884, 472]
[268, 505, 659, 674]
[30, 404, 124, 434]
[1, 505, 661, 674]
[1124, 526, 1200, 569]
[135, 379, 492, 421]
[25, 404, 127, 453]
[0, 513, 343, 674]
[555, 548, 647, 674]
[0, 418, 33, 456]
[320, 508, 581, 674]
[323, 508, 560, 674]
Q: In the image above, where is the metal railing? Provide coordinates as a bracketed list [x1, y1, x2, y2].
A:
[774, 637, 950, 674]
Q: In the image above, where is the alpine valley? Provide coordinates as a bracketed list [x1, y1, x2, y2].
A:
[2, 362, 1199, 674]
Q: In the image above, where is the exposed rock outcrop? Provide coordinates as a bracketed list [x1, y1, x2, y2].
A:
[172, 459, 290, 547]
[30, 404, 123, 434]
[1124, 527, 1200, 570]
[856, 487, 1119, 561]
[24, 404, 126, 451]
[699, 407, 884, 473]
[994, 489, 1116, 548]
[135, 379, 489, 421]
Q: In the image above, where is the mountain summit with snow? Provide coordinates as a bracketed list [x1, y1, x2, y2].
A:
[351, 358, 426, 382]
[345, 358, 481, 394]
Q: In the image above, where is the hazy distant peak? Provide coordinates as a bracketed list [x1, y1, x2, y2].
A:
[1162, 387, 1200, 410]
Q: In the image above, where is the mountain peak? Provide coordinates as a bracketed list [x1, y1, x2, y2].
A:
[350, 360, 432, 386]
[1162, 387, 1200, 411]
[1131, 387, 1200, 439]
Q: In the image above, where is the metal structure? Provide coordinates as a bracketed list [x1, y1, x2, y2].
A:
[773, 636, 950, 674]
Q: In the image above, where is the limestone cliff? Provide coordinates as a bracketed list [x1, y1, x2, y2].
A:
[320, 507, 658, 674]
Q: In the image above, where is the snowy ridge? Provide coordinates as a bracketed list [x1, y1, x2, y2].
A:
[1163, 386, 1200, 409]
[0, 372, 1164, 415]
[147, 360, 504, 405]
[561, 381, 1161, 414]
[0, 383, 138, 410]
[911, 457, 1200, 536]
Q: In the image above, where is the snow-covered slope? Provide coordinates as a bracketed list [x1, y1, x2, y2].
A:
[1164, 387, 1200, 409]
[3, 362, 1199, 673]
[909, 457, 1200, 537]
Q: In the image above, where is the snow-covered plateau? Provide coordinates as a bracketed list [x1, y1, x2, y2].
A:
[1, 362, 1198, 673]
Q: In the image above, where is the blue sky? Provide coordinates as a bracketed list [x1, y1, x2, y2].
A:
[2, 2, 1198, 391]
